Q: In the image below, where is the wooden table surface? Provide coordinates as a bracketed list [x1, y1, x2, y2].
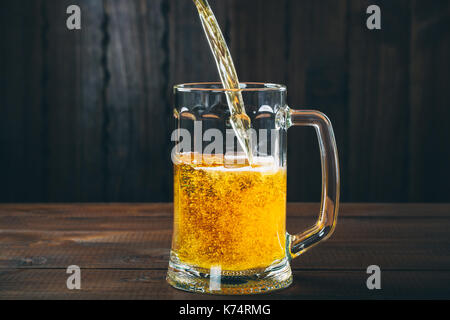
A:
[0, 203, 449, 300]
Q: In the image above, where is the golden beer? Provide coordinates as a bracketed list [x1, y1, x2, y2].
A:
[172, 153, 287, 271]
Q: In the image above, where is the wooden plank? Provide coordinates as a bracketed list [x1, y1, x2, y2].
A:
[348, 0, 411, 202]
[0, 226, 449, 271]
[77, 0, 105, 201]
[409, 1, 450, 202]
[0, 1, 44, 202]
[228, 0, 288, 83]
[104, 0, 170, 202]
[168, 0, 228, 85]
[0, 269, 449, 299]
[285, 0, 348, 202]
[0, 204, 449, 270]
[43, 0, 105, 201]
[1, 202, 450, 219]
[44, 0, 81, 201]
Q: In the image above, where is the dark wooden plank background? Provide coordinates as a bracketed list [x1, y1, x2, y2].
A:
[1, 0, 449, 203]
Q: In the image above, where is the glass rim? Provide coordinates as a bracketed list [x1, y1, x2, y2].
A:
[174, 82, 287, 93]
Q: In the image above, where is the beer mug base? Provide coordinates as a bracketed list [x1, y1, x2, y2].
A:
[166, 255, 293, 295]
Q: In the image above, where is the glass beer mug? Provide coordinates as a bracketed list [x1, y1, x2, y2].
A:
[167, 83, 339, 294]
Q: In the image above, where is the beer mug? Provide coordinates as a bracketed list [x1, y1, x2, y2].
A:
[167, 83, 339, 294]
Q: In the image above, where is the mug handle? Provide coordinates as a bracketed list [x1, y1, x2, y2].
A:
[286, 108, 340, 259]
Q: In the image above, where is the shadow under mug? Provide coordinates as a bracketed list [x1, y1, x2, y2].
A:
[167, 82, 339, 294]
